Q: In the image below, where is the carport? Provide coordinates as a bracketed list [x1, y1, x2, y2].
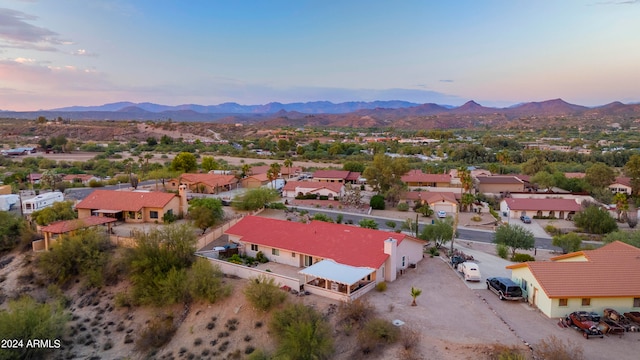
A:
[299, 259, 376, 301]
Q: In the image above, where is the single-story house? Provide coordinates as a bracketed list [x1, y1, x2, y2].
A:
[282, 181, 344, 199]
[401, 170, 452, 188]
[507, 241, 640, 318]
[27, 173, 42, 185]
[609, 177, 632, 195]
[35, 216, 117, 251]
[476, 176, 525, 194]
[400, 191, 458, 213]
[250, 165, 302, 178]
[312, 170, 361, 184]
[75, 188, 187, 223]
[241, 173, 270, 188]
[499, 198, 582, 220]
[225, 216, 425, 300]
[167, 173, 238, 194]
[62, 174, 100, 185]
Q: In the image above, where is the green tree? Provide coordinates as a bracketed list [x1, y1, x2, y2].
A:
[531, 171, 555, 191]
[603, 230, 640, 248]
[573, 205, 618, 235]
[267, 162, 281, 185]
[493, 224, 535, 259]
[171, 152, 198, 173]
[270, 303, 334, 360]
[244, 275, 287, 312]
[624, 154, 640, 195]
[410, 286, 422, 306]
[31, 200, 77, 226]
[358, 218, 379, 229]
[417, 203, 434, 217]
[370, 194, 385, 210]
[521, 155, 548, 176]
[189, 206, 219, 234]
[460, 193, 475, 213]
[283, 158, 293, 179]
[552, 232, 583, 254]
[148, 168, 179, 190]
[343, 161, 366, 173]
[232, 187, 279, 211]
[201, 156, 219, 172]
[0, 296, 69, 360]
[585, 162, 616, 189]
[0, 211, 27, 252]
[186, 258, 231, 303]
[614, 192, 629, 221]
[420, 217, 453, 248]
[362, 154, 409, 193]
[40, 170, 62, 190]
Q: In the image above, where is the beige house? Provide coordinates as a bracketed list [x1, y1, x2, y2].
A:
[225, 216, 425, 301]
[62, 174, 100, 185]
[282, 181, 344, 199]
[75, 188, 187, 223]
[241, 173, 270, 188]
[507, 241, 640, 318]
[476, 176, 525, 194]
[167, 173, 238, 194]
[400, 191, 459, 213]
[609, 177, 632, 195]
[499, 198, 582, 220]
[312, 170, 360, 184]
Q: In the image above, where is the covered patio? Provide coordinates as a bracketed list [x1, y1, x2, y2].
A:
[299, 260, 376, 302]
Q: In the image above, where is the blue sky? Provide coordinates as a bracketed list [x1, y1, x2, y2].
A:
[1, 0, 639, 111]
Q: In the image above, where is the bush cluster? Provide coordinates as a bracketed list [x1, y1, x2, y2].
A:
[270, 303, 334, 359]
[243, 275, 287, 312]
[511, 253, 535, 262]
[397, 202, 409, 212]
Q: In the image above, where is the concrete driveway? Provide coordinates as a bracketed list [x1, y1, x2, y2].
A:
[444, 244, 514, 290]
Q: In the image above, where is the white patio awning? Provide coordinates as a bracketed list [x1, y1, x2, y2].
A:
[299, 260, 373, 285]
[94, 209, 121, 214]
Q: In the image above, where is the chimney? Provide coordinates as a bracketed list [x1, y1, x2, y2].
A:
[383, 237, 397, 282]
[178, 184, 188, 217]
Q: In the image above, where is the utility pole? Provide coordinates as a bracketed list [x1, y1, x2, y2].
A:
[450, 205, 459, 256]
[415, 212, 419, 238]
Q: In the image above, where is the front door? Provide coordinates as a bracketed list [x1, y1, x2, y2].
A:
[304, 255, 313, 267]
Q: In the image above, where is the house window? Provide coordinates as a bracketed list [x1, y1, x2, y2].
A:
[291, 252, 296, 257]
[251, 244, 258, 252]
[150, 211, 158, 219]
[581, 298, 591, 306]
[272, 248, 280, 256]
[559, 298, 568, 307]
[634, 298, 640, 307]
[401, 256, 406, 268]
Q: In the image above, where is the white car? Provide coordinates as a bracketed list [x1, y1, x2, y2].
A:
[457, 262, 481, 282]
[437, 210, 447, 218]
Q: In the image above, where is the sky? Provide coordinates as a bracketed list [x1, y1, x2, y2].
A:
[1, 0, 640, 111]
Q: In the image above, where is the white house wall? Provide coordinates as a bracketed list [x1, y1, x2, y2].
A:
[397, 239, 425, 269]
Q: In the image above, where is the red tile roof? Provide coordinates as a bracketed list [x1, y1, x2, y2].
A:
[611, 176, 631, 187]
[283, 181, 343, 194]
[76, 190, 176, 212]
[226, 216, 410, 268]
[503, 198, 581, 212]
[401, 170, 451, 184]
[507, 241, 640, 298]
[41, 216, 117, 234]
[244, 173, 269, 182]
[249, 165, 270, 175]
[180, 173, 237, 187]
[476, 176, 524, 184]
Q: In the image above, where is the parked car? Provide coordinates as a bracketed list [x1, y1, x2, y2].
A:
[450, 255, 466, 268]
[565, 311, 604, 339]
[437, 210, 447, 218]
[457, 262, 481, 281]
[486, 277, 523, 301]
[520, 215, 531, 223]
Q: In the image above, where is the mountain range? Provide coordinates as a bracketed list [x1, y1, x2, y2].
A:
[2, 99, 640, 129]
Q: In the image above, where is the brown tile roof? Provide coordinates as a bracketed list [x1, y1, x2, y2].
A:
[312, 170, 360, 180]
[476, 175, 524, 185]
[611, 176, 631, 187]
[76, 190, 176, 212]
[41, 216, 117, 234]
[180, 173, 237, 187]
[507, 241, 640, 298]
[503, 198, 581, 212]
[249, 165, 270, 175]
[401, 170, 451, 184]
[226, 216, 411, 268]
[244, 173, 269, 182]
[402, 191, 458, 204]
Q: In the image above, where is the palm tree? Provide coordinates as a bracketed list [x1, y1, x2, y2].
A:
[410, 286, 422, 306]
[283, 158, 293, 179]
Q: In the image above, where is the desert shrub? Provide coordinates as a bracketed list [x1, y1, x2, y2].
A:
[114, 291, 132, 308]
[135, 314, 177, 351]
[312, 213, 334, 223]
[336, 214, 344, 224]
[357, 318, 400, 354]
[319, 195, 329, 200]
[162, 211, 177, 223]
[0, 296, 69, 360]
[488, 344, 527, 360]
[270, 303, 334, 360]
[552, 232, 582, 254]
[628, 216, 638, 229]
[545, 224, 561, 236]
[397, 202, 409, 212]
[268, 202, 287, 210]
[496, 244, 509, 259]
[38, 228, 112, 287]
[400, 327, 420, 351]
[428, 247, 439, 257]
[370, 194, 385, 210]
[187, 258, 232, 303]
[375, 282, 387, 292]
[246, 349, 270, 360]
[0, 211, 28, 252]
[511, 253, 535, 262]
[534, 335, 583, 360]
[244, 275, 287, 312]
[337, 299, 374, 326]
[256, 251, 268, 263]
[471, 215, 482, 222]
[385, 220, 397, 228]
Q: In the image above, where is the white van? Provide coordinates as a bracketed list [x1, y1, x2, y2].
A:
[457, 262, 481, 282]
